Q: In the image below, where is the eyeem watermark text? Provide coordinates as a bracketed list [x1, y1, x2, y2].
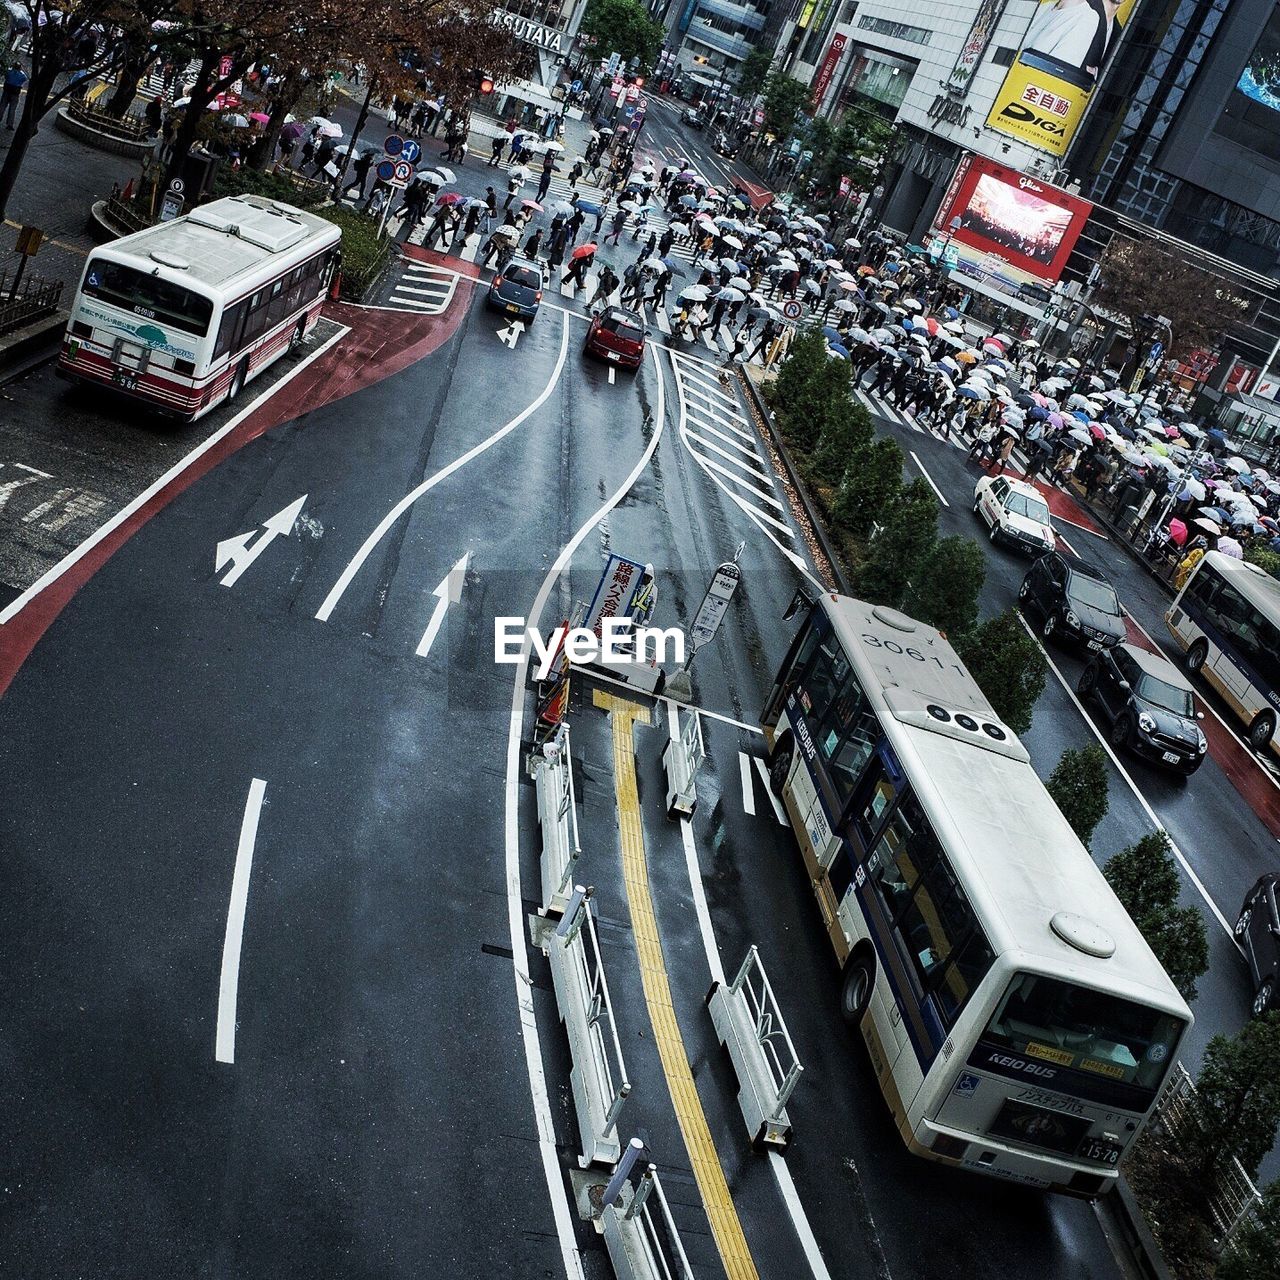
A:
[495, 617, 685, 679]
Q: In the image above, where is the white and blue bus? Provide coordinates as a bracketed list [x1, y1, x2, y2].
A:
[762, 592, 1191, 1196]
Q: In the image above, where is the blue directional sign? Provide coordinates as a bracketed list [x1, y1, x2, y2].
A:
[400, 139, 422, 164]
[571, 78, 582, 93]
[376, 159, 397, 181]
[384, 134, 404, 156]
[1149, 340, 1164, 360]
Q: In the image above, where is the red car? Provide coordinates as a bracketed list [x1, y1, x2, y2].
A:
[584, 306, 646, 371]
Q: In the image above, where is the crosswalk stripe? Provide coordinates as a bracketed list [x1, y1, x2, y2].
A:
[394, 283, 451, 297]
[654, 309, 672, 335]
[695, 455, 787, 511]
[681, 386, 754, 432]
[684, 417, 761, 458]
[676, 369, 741, 410]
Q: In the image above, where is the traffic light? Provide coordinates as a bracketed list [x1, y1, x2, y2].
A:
[479, 76, 494, 93]
[634, 76, 645, 88]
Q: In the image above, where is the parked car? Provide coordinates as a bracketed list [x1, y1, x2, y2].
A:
[682, 108, 705, 129]
[972, 475, 1056, 553]
[1077, 642, 1207, 776]
[584, 306, 646, 370]
[487, 256, 544, 321]
[1235, 874, 1280, 1016]
[1019, 551, 1126, 649]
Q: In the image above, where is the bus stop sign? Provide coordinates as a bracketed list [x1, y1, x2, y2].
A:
[688, 562, 740, 651]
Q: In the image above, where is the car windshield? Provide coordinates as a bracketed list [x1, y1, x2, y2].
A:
[982, 973, 1184, 1103]
[506, 266, 540, 288]
[1006, 492, 1051, 525]
[1137, 674, 1195, 717]
[1068, 574, 1120, 614]
[81, 258, 213, 336]
[604, 317, 642, 342]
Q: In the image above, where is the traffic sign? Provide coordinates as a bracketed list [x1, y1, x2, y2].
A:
[400, 139, 421, 164]
[606, 51, 621, 76]
[376, 159, 397, 182]
[782, 300, 803, 321]
[610, 76, 624, 97]
[571, 78, 582, 93]
[392, 159, 413, 183]
[626, 83, 639, 102]
[384, 134, 404, 156]
[688, 561, 740, 651]
[168, 177, 185, 195]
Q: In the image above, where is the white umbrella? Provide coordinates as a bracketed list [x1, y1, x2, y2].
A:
[1225, 456, 1250, 472]
[903, 298, 923, 311]
[716, 286, 747, 302]
[721, 234, 744, 250]
[310, 116, 342, 138]
[844, 236, 861, 248]
[541, 140, 565, 152]
[1180, 477, 1207, 500]
[680, 285, 711, 301]
[1218, 535, 1244, 559]
[1193, 517, 1222, 536]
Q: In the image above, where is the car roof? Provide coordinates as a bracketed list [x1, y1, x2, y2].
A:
[1058, 551, 1110, 582]
[605, 306, 644, 325]
[1117, 642, 1194, 688]
[1000, 477, 1045, 500]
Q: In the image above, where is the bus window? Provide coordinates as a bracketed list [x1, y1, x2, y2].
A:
[214, 299, 247, 361]
[854, 744, 902, 845]
[816, 665, 878, 804]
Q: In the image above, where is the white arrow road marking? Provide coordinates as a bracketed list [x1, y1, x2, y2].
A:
[497, 319, 526, 348]
[216, 778, 267, 1065]
[608, 367, 616, 385]
[739, 750, 756, 816]
[415, 551, 470, 658]
[751, 756, 789, 825]
[216, 495, 307, 587]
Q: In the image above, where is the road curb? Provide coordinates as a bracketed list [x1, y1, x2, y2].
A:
[1096, 1178, 1174, 1280]
[737, 367, 850, 592]
[0, 313, 66, 386]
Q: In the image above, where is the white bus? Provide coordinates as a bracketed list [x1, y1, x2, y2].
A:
[60, 194, 341, 421]
[761, 593, 1191, 1196]
[1165, 551, 1280, 755]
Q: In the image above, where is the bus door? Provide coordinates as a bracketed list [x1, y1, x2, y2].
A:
[1208, 589, 1258, 709]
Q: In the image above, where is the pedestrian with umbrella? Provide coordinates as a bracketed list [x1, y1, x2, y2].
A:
[568, 158, 586, 190]
[344, 148, 375, 200]
[563, 245, 595, 289]
[504, 169, 524, 210]
[536, 155, 556, 204]
[566, 207, 585, 247]
[480, 227, 514, 270]
[650, 264, 674, 310]
[621, 261, 647, 308]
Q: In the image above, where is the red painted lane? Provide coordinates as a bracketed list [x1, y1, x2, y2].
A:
[0, 289, 474, 698]
[1120, 612, 1280, 839]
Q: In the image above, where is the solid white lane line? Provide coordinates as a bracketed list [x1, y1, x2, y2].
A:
[752, 756, 789, 825]
[216, 777, 267, 1065]
[316, 311, 570, 622]
[768, 1153, 838, 1280]
[585, 667, 766, 732]
[0, 326, 350, 626]
[739, 750, 756, 817]
[1018, 615, 1236, 940]
[909, 451, 950, 508]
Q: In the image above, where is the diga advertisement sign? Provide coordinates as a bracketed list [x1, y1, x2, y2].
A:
[986, 0, 1137, 156]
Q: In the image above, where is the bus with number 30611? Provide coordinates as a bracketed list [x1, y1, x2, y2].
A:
[59, 194, 340, 421]
[761, 592, 1191, 1196]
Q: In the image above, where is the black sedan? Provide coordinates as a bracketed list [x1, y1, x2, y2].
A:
[682, 108, 705, 129]
[1019, 551, 1125, 650]
[1077, 642, 1207, 776]
[487, 256, 544, 321]
[1235, 874, 1280, 1016]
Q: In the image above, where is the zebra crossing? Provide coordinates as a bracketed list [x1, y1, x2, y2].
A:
[385, 261, 458, 314]
[670, 352, 796, 546]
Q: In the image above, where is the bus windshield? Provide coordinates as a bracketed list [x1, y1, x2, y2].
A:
[983, 973, 1183, 1100]
[82, 259, 214, 336]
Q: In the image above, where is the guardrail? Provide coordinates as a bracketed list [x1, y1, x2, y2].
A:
[708, 944, 803, 1150]
[0, 272, 64, 337]
[1152, 1062, 1262, 1249]
[597, 1138, 697, 1280]
[534, 884, 632, 1167]
[528, 721, 581, 914]
[661, 707, 703, 818]
[67, 97, 151, 140]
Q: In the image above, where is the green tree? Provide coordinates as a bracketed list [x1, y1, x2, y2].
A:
[763, 72, 809, 139]
[1045, 745, 1109, 848]
[579, 0, 664, 64]
[832, 436, 902, 539]
[953, 611, 1046, 736]
[1219, 1180, 1280, 1280]
[808, 392, 872, 482]
[773, 330, 854, 455]
[737, 47, 773, 97]
[905, 536, 985, 637]
[809, 109, 894, 205]
[854, 479, 939, 610]
[1194, 1014, 1280, 1183]
[1246, 545, 1280, 581]
[1103, 831, 1209, 1001]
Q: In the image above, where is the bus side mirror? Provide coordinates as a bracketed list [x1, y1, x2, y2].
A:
[784, 586, 814, 621]
[1197, 711, 1205, 720]
[1118, 680, 1131, 692]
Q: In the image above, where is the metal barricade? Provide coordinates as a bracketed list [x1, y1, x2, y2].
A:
[535, 885, 631, 1167]
[661, 707, 704, 818]
[1152, 1061, 1264, 1249]
[597, 1139, 696, 1280]
[708, 945, 803, 1150]
[528, 721, 581, 914]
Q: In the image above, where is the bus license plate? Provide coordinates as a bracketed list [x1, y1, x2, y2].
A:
[113, 370, 137, 390]
[1162, 751, 1181, 764]
[1087, 640, 1102, 651]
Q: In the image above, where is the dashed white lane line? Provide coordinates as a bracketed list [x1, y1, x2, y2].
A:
[501, 339, 669, 1280]
[216, 777, 267, 1065]
[1018, 614, 1237, 940]
[909, 451, 950, 508]
[315, 310, 570, 623]
[739, 750, 756, 817]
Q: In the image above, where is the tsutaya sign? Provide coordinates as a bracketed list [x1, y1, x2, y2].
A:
[490, 9, 566, 51]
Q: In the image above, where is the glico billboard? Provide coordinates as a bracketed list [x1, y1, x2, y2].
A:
[932, 154, 1093, 288]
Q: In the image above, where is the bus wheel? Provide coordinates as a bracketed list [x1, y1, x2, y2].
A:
[840, 954, 874, 1025]
[1185, 640, 1208, 674]
[228, 359, 248, 403]
[768, 738, 793, 798]
[1248, 712, 1276, 752]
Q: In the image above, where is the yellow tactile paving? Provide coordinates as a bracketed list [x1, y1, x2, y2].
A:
[593, 689, 760, 1280]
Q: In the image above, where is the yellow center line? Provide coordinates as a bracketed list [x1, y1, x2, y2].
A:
[593, 688, 759, 1280]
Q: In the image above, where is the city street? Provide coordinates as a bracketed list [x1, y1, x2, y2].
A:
[0, 93, 1274, 1280]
